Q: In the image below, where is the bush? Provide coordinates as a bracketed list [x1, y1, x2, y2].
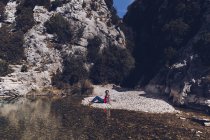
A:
[51, 69, 63, 88]
[50, 0, 63, 11]
[45, 14, 72, 43]
[52, 71, 93, 95]
[71, 80, 93, 95]
[0, 0, 9, 5]
[162, 19, 190, 47]
[194, 32, 210, 66]
[164, 47, 177, 65]
[21, 64, 28, 72]
[104, 0, 120, 25]
[90, 45, 135, 84]
[82, 2, 86, 9]
[61, 55, 88, 85]
[0, 60, 12, 76]
[0, 26, 25, 63]
[111, 10, 120, 25]
[0, 2, 5, 21]
[17, 0, 50, 9]
[15, 7, 35, 32]
[80, 80, 93, 95]
[119, 24, 135, 52]
[51, 55, 89, 90]
[71, 26, 85, 44]
[87, 36, 102, 63]
[15, 0, 52, 32]
[49, 0, 70, 11]
[45, 14, 84, 44]
[104, 0, 113, 11]
[90, 2, 99, 11]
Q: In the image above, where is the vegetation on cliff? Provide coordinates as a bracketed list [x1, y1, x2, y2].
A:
[124, 0, 207, 87]
[0, 26, 24, 63]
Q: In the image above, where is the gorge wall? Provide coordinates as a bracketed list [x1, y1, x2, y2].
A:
[124, 0, 210, 112]
[0, 0, 134, 96]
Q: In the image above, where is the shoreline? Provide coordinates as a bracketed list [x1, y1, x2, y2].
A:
[82, 84, 178, 114]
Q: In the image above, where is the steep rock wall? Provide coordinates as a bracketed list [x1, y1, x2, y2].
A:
[125, 0, 210, 112]
[0, 0, 126, 96]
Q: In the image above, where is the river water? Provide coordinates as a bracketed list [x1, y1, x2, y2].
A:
[0, 96, 210, 140]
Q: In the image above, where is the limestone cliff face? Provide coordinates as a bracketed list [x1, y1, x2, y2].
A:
[125, 0, 210, 112]
[0, 0, 126, 96]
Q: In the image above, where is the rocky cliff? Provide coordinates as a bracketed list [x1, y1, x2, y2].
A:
[124, 0, 210, 112]
[0, 0, 133, 96]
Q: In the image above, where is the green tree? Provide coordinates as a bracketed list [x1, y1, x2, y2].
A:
[90, 45, 135, 84]
[45, 14, 72, 43]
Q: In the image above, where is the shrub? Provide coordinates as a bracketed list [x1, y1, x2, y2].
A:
[90, 45, 135, 84]
[164, 47, 177, 65]
[111, 10, 120, 25]
[71, 26, 85, 44]
[82, 2, 86, 8]
[80, 80, 93, 95]
[61, 55, 88, 85]
[104, 0, 120, 25]
[162, 19, 190, 47]
[21, 64, 28, 72]
[50, 0, 63, 11]
[51, 55, 89, 90]
[51, 69, 64, 88]
[71, 80, 93, 95]
[90, 2, 98, 11]
[0, 26, 25, 63]
[0, 0, 9, 5]
[17, 0, 50, 9]
[0, 2, 5, 21]
[16, 0, 52, 32]
[194, 32, 210, 66]
[45, 14, 72, 43]
[15, 7, 35, 32]
[119, 24, 135, 52]
[49, 0, 70, 11]
[87, 36, 102, 63]
[45, 14, 84, 44]
[104, 0, 113, 11]
[0, 60, 11, 76]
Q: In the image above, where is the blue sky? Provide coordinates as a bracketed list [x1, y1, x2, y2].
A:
[113, 0, 134, 18]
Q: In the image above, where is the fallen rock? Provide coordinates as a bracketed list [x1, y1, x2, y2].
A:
[204, 122, 210, 127]
[191, 116, 210, 126]
[195, 131, 203, 137]
[179, 117, 187, 120]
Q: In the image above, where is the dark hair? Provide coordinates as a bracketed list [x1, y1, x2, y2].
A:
[105, 90, 110, 98]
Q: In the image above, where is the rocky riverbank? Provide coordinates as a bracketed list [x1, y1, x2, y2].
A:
[82, 85, 177, 113]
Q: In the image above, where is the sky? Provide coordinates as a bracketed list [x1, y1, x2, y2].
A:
[113, 0, 134, 18]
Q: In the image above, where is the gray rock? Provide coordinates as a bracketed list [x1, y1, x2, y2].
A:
[204, 122, 210, 127]
[191, 116, 210, 126]
[0, 0, 125, 96]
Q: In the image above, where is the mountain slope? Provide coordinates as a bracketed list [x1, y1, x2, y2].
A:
[0, 0, 134, 96]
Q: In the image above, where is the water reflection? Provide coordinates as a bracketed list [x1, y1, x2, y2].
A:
[0, 97, 66, 140]
[0, 96, 205, 140]
[104, 108, 111, 120]
[0, 97, 113, 140]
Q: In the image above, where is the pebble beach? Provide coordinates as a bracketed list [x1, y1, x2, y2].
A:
[82, 85, 178, 113]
